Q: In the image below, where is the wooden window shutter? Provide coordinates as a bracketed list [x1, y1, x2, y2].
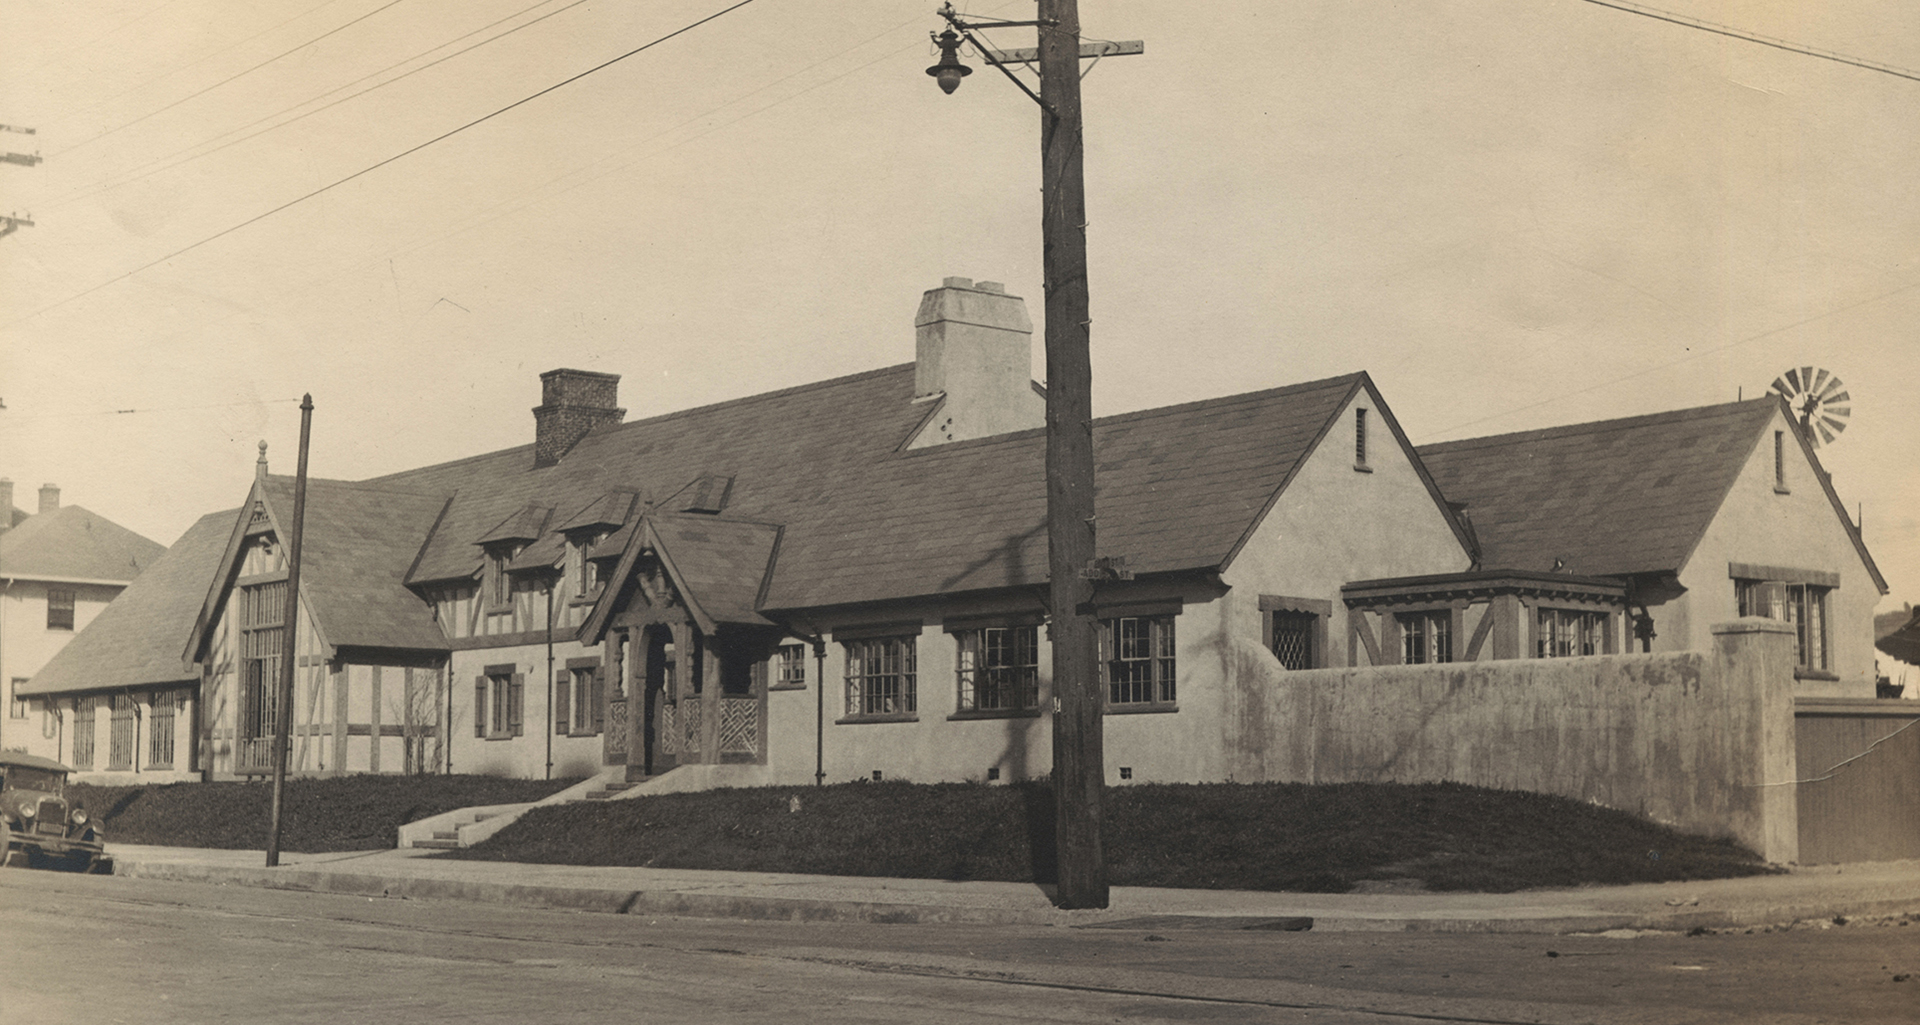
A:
[474, 677, 487, 738]
[554, 673, 570, 735]
[1096, 619, 1114, 690]
[591, 666, 606, 733]
[750, 658, 766, 693]
[509, 673, 525, 737]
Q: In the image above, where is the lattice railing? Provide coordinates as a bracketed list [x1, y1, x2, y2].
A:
[680, 701, 703, 755]
[719, 698, 758, 756]
[605, 698, 628, 760]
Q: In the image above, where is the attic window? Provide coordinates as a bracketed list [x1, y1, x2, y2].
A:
[1353, 408, 1371, 473]
[1773, 431, 1789, 494]
[485, 547, 515, 607]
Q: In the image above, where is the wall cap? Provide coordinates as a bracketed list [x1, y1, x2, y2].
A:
[1710, 617, 1796, 636]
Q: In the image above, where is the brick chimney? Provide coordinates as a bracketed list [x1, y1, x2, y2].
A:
[534, 369, 624, 469]
[38, 483, 59, 514]
[908, 277, 1043, 448]
[0, 478, 12, 533]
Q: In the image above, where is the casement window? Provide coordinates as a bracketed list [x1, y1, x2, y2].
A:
[1104, 615, 1177, 707]
[554, 661, 603, 736]
[1736, 579, 1830, 673]
[47, 588, 75, 630]
[72, 697, 97, 770]
[240, 581, 287, 746]
[1535, 608, 1605, 658]
[843, 636, 917, 718]
[1262, 596, 1331, 671]
[566, 533, 606, 601]
[149, 690, 177, 769]
[956, 625, 1040, 713]
[484, 547, 515, 608]
[8, 678, 27, 720]
[107, 693, 136, 771]
[474, 667, 524, 739]
[1400, 610, 1453, 664]
[769, 644, 808, 690]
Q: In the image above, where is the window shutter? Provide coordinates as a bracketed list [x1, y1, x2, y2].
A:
[509, 674, 525, 737]
[1096, 619, 1114, 689]
[554, 673, 570, 735]
[750, 659, 766, 693]
[474, 677, 487, 738]
[591, 666, 606, 733]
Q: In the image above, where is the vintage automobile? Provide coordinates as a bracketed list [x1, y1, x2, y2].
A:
[0, 750, 106, 871]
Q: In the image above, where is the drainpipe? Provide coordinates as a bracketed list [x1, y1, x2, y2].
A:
[544, 580, 555, 781]
[445, 659, 454, 776]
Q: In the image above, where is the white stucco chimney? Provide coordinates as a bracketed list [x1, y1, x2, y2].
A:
[909, 277, 1043, 448]
[38, 483, 59, 515]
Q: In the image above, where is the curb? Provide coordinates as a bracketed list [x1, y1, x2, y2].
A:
[106, 858, 1920, 935]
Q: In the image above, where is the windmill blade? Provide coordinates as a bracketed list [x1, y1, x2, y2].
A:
[1821, 414, 1847, 435]
[1770, 375, 1793, 397]
[1810, 368, 1830, 396]
[1785, 368, 1804, 393]
[1817, 376, 1846, 401]
[1816, 421, 1836, 444]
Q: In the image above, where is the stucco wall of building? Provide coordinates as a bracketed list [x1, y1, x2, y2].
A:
[1663, 406, 1881, 697]
[2, 580, 120, 761]
[1216, 618, 1800, 862]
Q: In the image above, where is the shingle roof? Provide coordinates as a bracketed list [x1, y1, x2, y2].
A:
[650, 514, 781, 626]
[18, 511, 231, 696]
[0, 505, 166, 583]
[1417, 398, 1780, 578]
[762, 374, 1377, 610]
[257, 476, 451, 652]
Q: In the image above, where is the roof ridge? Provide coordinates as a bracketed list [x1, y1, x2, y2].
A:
[1089, 372, 1368, 430]
[1418, 396, 1775, 453]
[360, 364, 916, 486]
[266, 473, 451, 498]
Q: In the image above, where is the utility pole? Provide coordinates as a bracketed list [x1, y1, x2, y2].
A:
[928, 1, 1140, 910]
[266, 395, 313, 868]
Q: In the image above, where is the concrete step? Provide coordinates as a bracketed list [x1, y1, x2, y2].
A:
[432, 830, 459, 840]
[410, 838, 461, 850]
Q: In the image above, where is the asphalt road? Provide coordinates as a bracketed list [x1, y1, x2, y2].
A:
[2, 870, 1915, 1024]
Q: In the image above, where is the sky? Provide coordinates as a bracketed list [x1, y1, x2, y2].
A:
[3, 0, 1917, 625]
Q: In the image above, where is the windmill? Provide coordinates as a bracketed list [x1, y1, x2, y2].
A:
[1769, 367, 1850, 447]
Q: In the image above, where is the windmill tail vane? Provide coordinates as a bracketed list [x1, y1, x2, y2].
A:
[1769, 366, 1850, 447]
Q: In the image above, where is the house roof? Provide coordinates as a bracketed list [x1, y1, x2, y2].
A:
[1417, 396, 1884, 589]
[1876, 607, 1920, 666]
[761, 373, 1407, 610]
[253, 476, 451, 652]
[18, 510, 232, 696]
[0, 505, 166, 583]
[648, 514, 782, 628]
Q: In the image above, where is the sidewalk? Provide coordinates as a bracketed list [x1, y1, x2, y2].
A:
[101, 843, 1920, 934]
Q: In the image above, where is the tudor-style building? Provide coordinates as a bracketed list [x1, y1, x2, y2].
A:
[19, 277, 1889, 786]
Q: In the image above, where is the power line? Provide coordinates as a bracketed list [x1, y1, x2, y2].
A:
[1577, 0, 1920, 84]
[1425, 278, 1920, 440]
[0, 396, 303, 425]
[10, 0, 765, 330]
[47, 0, 590, 211]
[44, 0, 347, 138]
[55, 0, 412, 159]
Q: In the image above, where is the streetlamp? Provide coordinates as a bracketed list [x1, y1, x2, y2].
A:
[924, 1, 1141, 911]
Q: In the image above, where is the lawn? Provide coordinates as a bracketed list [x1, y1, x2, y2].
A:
[442, 780, 1781, 893]
[70, 775, 580, 853]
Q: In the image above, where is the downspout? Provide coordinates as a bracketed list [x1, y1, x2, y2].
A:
[445, 659, 454, 776]
[545, 580, 555, 781]
[782, 628, 829, 787]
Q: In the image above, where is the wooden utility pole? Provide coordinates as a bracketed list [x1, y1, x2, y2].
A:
[1036, 0, 1106, 910]
[266, 395, 313, 868]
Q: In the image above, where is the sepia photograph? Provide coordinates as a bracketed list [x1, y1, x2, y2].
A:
[3, 2, 1917, 1021]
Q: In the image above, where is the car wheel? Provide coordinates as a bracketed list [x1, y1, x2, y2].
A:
[0, 821, 13, 869]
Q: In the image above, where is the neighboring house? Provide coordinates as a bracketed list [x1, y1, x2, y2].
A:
[0, 482, 167, 768]
[18, 276, 1890, 790]
[1369, 398, 1889, 697]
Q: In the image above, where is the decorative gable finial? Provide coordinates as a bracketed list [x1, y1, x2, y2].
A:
[256, 440, 269, 481]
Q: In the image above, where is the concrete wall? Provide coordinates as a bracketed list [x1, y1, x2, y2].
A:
[1663, 405, 1881, 697]
[1216, 617, 1801, 862]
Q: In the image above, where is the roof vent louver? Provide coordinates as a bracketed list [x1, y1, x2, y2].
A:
[681, 474, 733, 515]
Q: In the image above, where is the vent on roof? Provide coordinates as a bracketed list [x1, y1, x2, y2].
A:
[681, 474, 733, 515]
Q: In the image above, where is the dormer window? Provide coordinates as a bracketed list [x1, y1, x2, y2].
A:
[486, 546, 516, 607]
[567, 531, 607, 600]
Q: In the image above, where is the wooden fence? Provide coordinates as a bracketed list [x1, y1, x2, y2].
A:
[1794, 699, 1920, 864]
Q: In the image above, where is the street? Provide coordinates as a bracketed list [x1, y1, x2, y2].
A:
[2, 870, 1915, 1024]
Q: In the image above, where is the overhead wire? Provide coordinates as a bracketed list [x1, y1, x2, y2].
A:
[9, 0, 766, 330]
[1576, 0, 1920, 84]
[43, 0, 351, 139]
[54, 0, 413, 159]
[46, 0, 592, 211]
